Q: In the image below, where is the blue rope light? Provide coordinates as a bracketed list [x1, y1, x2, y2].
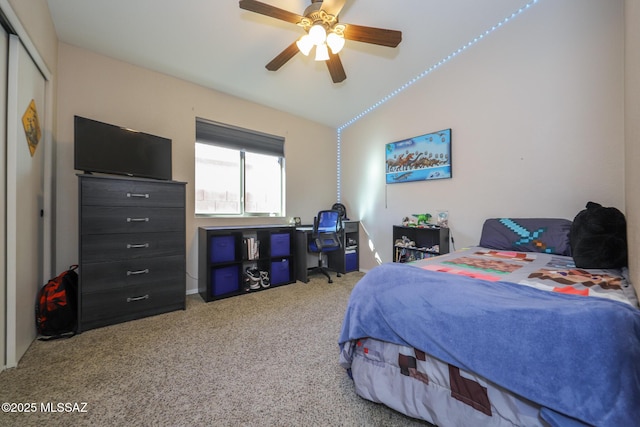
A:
[336, 128, 341, 201]
[335, 0, 540, 202]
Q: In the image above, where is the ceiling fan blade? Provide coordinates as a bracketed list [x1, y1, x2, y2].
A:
[326, 52, 346, 83]
[265, 42, 300, 71]
[239, 0, 304, 24]
[320, 0, 347, 16]
[342, 23, 402, 47]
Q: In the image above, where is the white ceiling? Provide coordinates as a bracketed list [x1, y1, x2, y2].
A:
[46, 0, 534, 128]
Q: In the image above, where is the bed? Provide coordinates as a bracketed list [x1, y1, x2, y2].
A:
[338, 217, 640, 427]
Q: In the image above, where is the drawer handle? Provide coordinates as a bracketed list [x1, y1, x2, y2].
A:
[126, 243, 150, 249]
[127, 192, 150, 199]
[127, 294, 150, 302]
[127, 268, 149, 276]
[127, 217, 149, 223]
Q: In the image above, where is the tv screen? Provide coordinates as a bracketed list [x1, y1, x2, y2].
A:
[74, 115, 172, 180]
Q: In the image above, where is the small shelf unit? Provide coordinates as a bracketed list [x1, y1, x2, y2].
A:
[327, 220, 360, 274]
[198, 225, 296, 302]
[392, 225, 450, 263]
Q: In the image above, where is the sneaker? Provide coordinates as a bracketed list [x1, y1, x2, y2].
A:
[260, 270, 270, 288]
[245, 267, 261, 290]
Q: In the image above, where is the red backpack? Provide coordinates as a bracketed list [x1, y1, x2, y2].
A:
[35, 265, 78, 340]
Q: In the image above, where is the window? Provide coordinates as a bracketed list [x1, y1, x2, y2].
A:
[195, 118, 285, 217]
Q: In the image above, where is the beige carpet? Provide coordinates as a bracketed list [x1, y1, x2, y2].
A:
[0, 271, 431, 426]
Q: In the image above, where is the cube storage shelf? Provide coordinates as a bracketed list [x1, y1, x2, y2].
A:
[328, 220, 360, 274]
[198, 225, 296, 302]
[392, 225, 450, 263]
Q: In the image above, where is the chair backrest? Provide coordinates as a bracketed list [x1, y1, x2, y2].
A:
[311, 210, 342, 251]
[314, 210, 342, 233]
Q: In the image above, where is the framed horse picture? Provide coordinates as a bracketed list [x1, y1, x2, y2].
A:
[385, 128, 452, 184]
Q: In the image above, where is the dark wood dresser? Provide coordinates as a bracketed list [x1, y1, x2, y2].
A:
[78, 174, 186, 332]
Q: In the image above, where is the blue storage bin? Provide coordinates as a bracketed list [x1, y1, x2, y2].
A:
[270, 233, 291, 257]
[270, 259, 290, 285]
[210, 235, 236, 263]
[212, 265, 240, 296]
[345, 252, 358, 272]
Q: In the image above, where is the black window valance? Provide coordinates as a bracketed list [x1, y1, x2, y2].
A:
[196, 117, 284, 157]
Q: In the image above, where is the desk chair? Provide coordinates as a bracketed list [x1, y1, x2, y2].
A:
[308, 210, 342, 283]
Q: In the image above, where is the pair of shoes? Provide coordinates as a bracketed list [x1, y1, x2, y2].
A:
[245, 268, 270, 289]
[245, 268, 262, 290]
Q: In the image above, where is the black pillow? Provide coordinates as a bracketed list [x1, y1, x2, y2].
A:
[570, 201, 628, 269]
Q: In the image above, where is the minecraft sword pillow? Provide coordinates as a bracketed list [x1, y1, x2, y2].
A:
[479, 218, 573, 256]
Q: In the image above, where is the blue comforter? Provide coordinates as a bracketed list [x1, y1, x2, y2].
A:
[338, 262, 640, 426]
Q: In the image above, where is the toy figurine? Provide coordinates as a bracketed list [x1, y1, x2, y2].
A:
[412, 213, 432, 226]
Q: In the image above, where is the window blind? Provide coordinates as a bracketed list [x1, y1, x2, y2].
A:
[196, 117, 284, 157]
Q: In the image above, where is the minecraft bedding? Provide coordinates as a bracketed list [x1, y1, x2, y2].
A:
[339, 247, 640, 427]
[342, 337, 545, 426]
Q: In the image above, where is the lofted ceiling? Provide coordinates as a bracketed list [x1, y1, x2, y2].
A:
[46, 0, 534, 128]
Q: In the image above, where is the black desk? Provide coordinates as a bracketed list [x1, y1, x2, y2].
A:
[294, 221, 360, 283]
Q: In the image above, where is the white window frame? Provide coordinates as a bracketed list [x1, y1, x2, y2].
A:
[195, 118, 285, 218]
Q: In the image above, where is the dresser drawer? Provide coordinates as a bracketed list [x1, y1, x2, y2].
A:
[81, 206, 184, 234]
[81, 178, 185, 208]
[80, 255, 184, 293]
[80, 281, 185, 327]
[81, 232, 184, 263]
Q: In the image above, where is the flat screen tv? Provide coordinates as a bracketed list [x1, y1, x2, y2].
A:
[74, 115, 172, 180]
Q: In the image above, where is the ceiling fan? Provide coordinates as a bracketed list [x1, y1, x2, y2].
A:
[239, 0, 402, 83]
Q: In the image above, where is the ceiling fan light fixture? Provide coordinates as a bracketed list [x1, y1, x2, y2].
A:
[326, 32, 345, 54]
[239, 0, 403, 83]
[308, 23, 327, 45]
[296, 35, 314, 56]
[314, 42, 329, 61]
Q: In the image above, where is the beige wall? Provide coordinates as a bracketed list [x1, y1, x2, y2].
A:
[625, 0, 640, 296]
[340, 0, 626, 271]
[11, 0, 640, 296]
[55, 43, 336, 293]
